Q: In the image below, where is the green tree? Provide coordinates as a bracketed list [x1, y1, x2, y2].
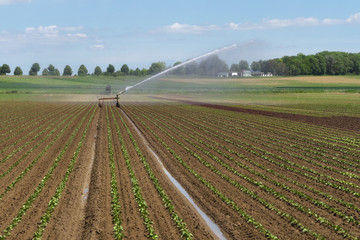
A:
[198, 55, 228, 76]
[47, 64, 56, 75]
[141, 68, 148, 76]
[121, 64, 129, 75]
[251, 60, 263, 72]
[148, 62, 166, 75]
[106, 64, 115, 75]
[94, 66, 102, 76]
[42, 68, 49, 76]
[78, 64, 88, 76]
[14, 66, 23, 76]
[238, 60, 250, 71]
[230, 63, 239, 72]
[29, 63, 40, 76]
[134, 68, 141, 76]
[63, 65, 72, 76]
[0, 64, 11, 75]
[54, 69, 60, 76]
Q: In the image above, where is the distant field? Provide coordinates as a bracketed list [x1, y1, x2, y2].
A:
[1, 75, 360, 116]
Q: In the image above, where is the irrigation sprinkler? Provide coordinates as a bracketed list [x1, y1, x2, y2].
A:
[98, 90, 125, 108]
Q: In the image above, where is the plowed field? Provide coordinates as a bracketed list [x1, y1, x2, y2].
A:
[1, 100, 360, 239]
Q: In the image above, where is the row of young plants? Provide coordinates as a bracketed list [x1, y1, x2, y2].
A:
[159, 104, 360, 197]
[231, 118, 360, 176]
[230, 111, 360, 162]
[0, 105, 92, 240]
[189, 109, 360, 212]
[127, 103, 360, 226]
[146, 104, 360, 214]
[0, 104, 73, 158]
[181, 103, 360, 157]
[142, 107, 359, 239]
[111, 107, 193, 239]
[0, 103, 62, 133]
[0, 104, 87, 201]
[136, 106, 349, 239]
[167, 105, 360, 211]
[106, 105, 158, 239]
[0, 103, 68, 145]
[32, 104, 96, 239]
[104, 106, 124, 240]
[215, 106, 360, 157]
[123, 106, 279, 240]
[127, 104, 360, 238]
[145, 106, 360, 225]
[0, 103, 84, 180]
[193, 107, 360, 187]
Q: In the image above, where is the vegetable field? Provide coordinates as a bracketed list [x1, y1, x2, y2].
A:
[1, 99, 360, 239]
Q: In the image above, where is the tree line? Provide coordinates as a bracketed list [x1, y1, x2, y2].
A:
[0, 63, 151, 77]
[250, 51, 360, 76]
[171, 51, 360, 76]
[1, 51, 360, 77]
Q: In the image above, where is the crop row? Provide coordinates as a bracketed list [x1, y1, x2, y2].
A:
[124, 103, 360, 239]
[111, 106, 193, 239]
[0, 104, 92, 239]
[141, 104, 360, 214]
[33, 104, 96, 238]
[0, 104, 85, 180]
[150, 104, 360, 197]
[145, 108, 358, 238]
[105, 105, 125, 240]
[0, 104, 88, 201]
[131, 106, 331, 238]
[0, 103, 72, 148]
[124, 106, 278, 239]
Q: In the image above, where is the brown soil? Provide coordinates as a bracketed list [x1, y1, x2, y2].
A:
[1, 100, 360, 239]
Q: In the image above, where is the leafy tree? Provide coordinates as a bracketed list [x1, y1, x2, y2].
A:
[47, 64, 55, 75]
[106, 64, 115, 74]
[141, 68, 148, 76]
[54, 69, 60, 76]
[148, 62, 166, 75]
[14, 66, 23, 76]
[134, 68, 142, 76]
[198, 55, 228, 76]
[63, 65, 72, 76]
[78, 64, 88, 76]
[251, 60, 263, 72]
[230, 63, 239, 72]
[121, 64, 129, 75]
[172, 61, 186, 75]
[238, 60, 250, 71]
[42, 68, 49, 76]
[94, 66, 102, 76]
[29, 63, 40, 76]
[0, 64, 11, 75]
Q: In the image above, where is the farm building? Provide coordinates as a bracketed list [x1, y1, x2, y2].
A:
[218, 70, 273, 78]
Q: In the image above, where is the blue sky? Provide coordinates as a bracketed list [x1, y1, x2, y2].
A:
[1, 0, 360, 74]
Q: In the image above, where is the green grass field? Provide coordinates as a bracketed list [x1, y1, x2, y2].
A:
[1, 74, 359, 116]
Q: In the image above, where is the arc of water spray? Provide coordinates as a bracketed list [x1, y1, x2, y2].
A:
[122, 44, 238, 93]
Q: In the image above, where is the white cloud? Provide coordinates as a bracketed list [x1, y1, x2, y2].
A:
[0, 0, 31, 5]
[157, 22, 218, 34]
[91, 44, 104, 50]
[24, 25, 87, 40]
[347, 12, 360, 23]
[67, 33, 88, 38]
[159, 12, 360, 33]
